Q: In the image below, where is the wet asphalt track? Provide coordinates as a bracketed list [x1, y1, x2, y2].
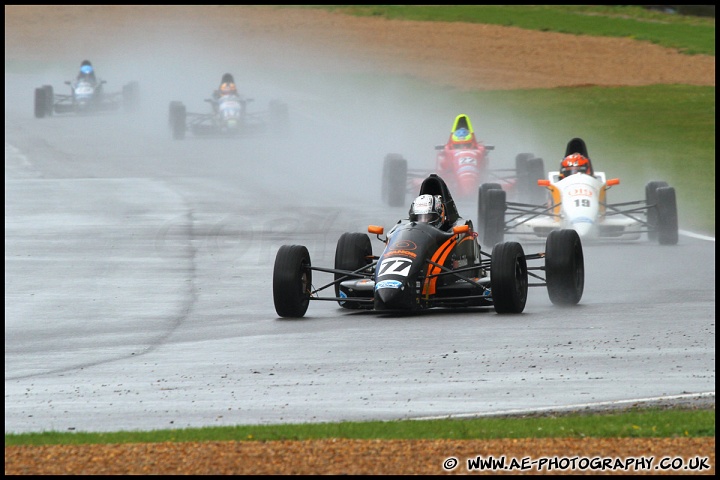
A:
[5, 72, 715, 434]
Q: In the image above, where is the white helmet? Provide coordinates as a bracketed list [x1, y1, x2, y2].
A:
[409, 194, 446, 227]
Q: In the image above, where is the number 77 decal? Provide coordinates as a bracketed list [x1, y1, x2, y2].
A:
[377, 257, 412, 277]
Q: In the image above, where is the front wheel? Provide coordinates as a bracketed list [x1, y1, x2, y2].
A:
[490, 241, 528, 314]
[34, 87, 47, 118]
[477, 182, 503, 247]
[169, 101, 186, 140]
[334, 232, 373, 308]
[482, 188, 506, 248]
[545, 229, 584, 305]
[645, 180, 668, 241]
[273, 245, 312, 318]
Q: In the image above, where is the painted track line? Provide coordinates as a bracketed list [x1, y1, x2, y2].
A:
[411, 392, 716, 420]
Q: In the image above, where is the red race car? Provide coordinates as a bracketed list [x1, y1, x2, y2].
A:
[381, 114, 545, 207]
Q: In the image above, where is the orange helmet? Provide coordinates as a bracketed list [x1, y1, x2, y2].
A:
[560, 153, 592, 178]
[219, 82, 237, 96]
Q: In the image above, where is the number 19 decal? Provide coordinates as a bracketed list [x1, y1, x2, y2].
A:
[378, 257, 412, 277]
[574, 199, 591, 207]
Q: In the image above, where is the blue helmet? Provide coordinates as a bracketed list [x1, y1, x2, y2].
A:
[454, 127, 469, 139]
[80, 65, 93, 75]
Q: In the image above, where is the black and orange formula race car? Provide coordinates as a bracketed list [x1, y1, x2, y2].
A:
[274, 174, 585, 318]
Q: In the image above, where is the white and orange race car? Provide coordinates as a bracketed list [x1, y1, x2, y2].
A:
[168, 95, 288, 140]
[476, 138, 679, 247]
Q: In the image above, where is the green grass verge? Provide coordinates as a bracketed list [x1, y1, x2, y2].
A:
[5, 407, 714, 446]
[307, 5, 715, 55]
[469, 85, 716, 235]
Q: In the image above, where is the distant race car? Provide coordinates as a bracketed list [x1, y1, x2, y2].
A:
[168, 94, 288, 140]
[34, 78, 139, 118]
[273, 174, 585, 318]
[381, 114, 546, 207]
[476, 137, 679, 246]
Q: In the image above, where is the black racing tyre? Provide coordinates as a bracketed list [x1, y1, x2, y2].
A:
[490, 241, 528, 314]
[334, 232, 373, 308]
[34, 87, 46, 118]
[476, 182, 503, 247]
[545, 229, 584, 305]
[514, 155, 529, 199]
[523, 157, 546, 204]
[515, 154, 544, 203]
[482, 188, 506, 248]
[381, 154, 408, 207]
[43, 85, 54, 116]
[273, 245, 312, 318]
[656, 186, 679, 245]
[514, 152, 534, 172]
[168, 101, 181, 125]
[645, 180, 668, 241]
[169, 102, 186, 140]
[123, 81, 140, 112]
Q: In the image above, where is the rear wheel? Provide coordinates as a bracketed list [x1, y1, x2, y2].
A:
[645, 181, 668, 241]
[334, 233, 373, 308]
[273, 245, 312, 318]
[490, 241, 528, 314]
[545, 229, 584, 305]
[656, 186, 678, 245]
[381, 154, 407, 207]
[42, 85, 54, 116]
[514, 153, 534, 172]
[519, 157, 545, 204]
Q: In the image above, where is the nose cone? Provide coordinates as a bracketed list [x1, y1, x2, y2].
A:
[456, 173, 479, 198]
[571, 219, 595, 238]
[374, 284, 413, 311]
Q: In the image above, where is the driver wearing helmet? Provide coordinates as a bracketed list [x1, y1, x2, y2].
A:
[219, 82, 237, 96]
[559, 153, 593, 179]
[214, 73, 238, 98]
[212, 73, 239, 113]
[408, 194, 448, 230]
[77, 60, 97, 85]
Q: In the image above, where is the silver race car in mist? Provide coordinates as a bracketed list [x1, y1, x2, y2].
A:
[34, 79, 139, 118]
